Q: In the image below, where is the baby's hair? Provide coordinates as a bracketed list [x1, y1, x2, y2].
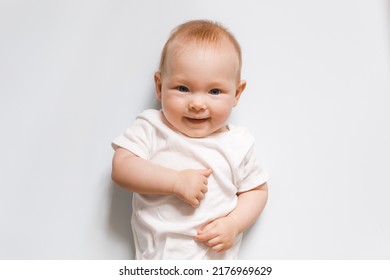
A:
[158, 20, 242, 75]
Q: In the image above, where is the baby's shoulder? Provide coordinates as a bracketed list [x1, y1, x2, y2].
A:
[228, 124, 255, 142]
[137, 109, 162, 120]
[134, 109, 165, 127]
[218, 124, 255, 154]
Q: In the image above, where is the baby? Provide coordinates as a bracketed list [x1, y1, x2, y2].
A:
[111, 20, 268, 259]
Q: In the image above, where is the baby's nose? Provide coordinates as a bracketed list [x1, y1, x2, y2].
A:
[189, 97, 207, 111]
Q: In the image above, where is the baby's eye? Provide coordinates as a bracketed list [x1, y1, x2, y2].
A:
[209, 88, 221, 95]
[177, 86, 189, 92]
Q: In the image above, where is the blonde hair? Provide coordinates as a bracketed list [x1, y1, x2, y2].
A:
[158, 20, 242, 76]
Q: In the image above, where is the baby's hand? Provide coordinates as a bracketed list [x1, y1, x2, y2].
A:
[173, 168, 212, 207]
[195, 216, 239, 253]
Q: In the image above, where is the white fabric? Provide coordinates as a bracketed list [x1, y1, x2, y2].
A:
[112, 109, 268, 259]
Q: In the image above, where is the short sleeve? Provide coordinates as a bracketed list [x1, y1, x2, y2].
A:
[236, 143, 269, 193]
[111, 113, 154, 160]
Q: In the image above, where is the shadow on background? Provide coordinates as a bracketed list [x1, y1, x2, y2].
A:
[108, 181, 135, 259]
[107, 87, 160, 259]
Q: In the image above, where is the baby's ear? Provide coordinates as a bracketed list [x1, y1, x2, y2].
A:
[233, 80, 246, 107]
[154, 72, 163, 101]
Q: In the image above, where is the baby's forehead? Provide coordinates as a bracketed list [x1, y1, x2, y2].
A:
[167, 37, 239, 60]
[164, 38, 241, 80]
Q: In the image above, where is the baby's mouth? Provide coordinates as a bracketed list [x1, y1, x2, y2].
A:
[185, 117, 210, 124]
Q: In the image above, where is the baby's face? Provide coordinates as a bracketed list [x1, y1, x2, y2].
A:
[155, 40, 245, 138]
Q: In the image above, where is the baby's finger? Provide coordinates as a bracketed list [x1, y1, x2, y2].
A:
[196, 227, 217, 242]
[197, 192, 205, 201]
[211, 243, 225, 253]
[188, 197, 200, 208]
[197, 168, 213, 177]
[205, 236, 220, 247]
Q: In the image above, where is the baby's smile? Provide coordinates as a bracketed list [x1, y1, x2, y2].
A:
[184, 116, 210, 124]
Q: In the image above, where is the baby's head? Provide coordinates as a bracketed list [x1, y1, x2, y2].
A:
[155, 20, 246, 138]
[158, 20, 243, 80]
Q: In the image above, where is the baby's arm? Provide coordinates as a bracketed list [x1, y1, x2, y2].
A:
[111, 147, 211, 207]
[195, 182, 268, 252]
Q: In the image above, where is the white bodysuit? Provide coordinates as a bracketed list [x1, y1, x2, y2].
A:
[112, 109, 268, 259]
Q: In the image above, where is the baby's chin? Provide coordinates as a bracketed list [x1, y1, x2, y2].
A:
[180, 126, 229, 138]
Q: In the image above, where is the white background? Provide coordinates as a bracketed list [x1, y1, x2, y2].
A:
[1, 0, 389, 259]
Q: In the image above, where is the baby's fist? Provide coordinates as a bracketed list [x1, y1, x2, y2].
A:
[173, 168, 212, 207]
